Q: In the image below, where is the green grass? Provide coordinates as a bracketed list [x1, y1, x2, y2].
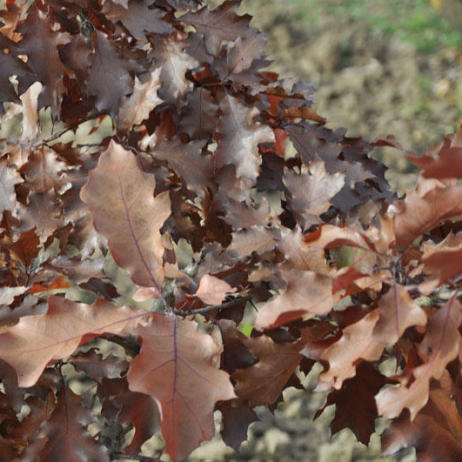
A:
[248, 0, 462, 53]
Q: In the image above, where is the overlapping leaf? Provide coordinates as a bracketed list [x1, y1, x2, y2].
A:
[127, 314, 235, 462]
[81, 140, 171, 289]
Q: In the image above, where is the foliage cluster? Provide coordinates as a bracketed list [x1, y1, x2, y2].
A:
[1, 0, 462, 461]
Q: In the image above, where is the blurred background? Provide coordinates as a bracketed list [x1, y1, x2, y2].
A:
[212, 0, 462, 193]
[191, 1, 462, 461]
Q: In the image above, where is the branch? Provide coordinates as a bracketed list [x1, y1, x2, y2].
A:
[173, 295, 251, 317]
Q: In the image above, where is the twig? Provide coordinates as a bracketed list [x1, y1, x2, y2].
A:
[32, 111, 106, 148]
[173, 295, 251, 317]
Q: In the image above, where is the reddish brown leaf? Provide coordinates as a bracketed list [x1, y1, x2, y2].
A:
[318, 362, 387, 445]
[127, 314, 235, 462]
[81, 141, 171, 289]
[407, 129, 462, 179]
[317, 310, 384, 390]
[232, 334, 302, 406]
[421, 232, 462, 285]
[29, 385, 109, 461]
[382, 388, 462, 461]
[182, 1, 253, 56]
[101, 377, 160, 457]
[103, 0, 173, 42]
[255, 267, 333, 330]
[376, 296, 462, 420]
[219, 399, 257, 450]
[0, 296, 143, 387]
[9, 228, 40, 268]
[394, 178, 462, 249]
[148, 136, 211, 195]
[373, 283, 427, 345]
[16, 6, 69, 116]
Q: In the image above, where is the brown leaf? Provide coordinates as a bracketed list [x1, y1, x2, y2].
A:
[255, 267, 333, 330]
[21, 147, 67, 193]
[31, 385, 109, 461]
[318, 362, 387, 445]
[182, 1, 252, 56]
[228, 225, 276, 259]
[117, 69, 163, 132]
[81, 141, 171, 289]
[101, 377, 160, 457]
[376, 296, 462, 420]
[103, 0, 173, 42]
[194, 274, 236, 305]
[179, 87, 219, 140]
[219, 399, 257, 450]
[19, 81, 42, 141]
[283, 162, 345, 230]
[421, 232, 462, 285]
[382, 388, 462, 461]
[149, 136, 210, 196]
[17, 191, 62, 243]
[127, 314, 235, 462]
[87, 31, 139, 117]
[216, 94, 274, 184]
[0, 296, 142, 387]
[394, 178, 462, 249]
[150, 36, 197, 104]
[317, 310, 384, 390]
[220, 32, 267, 76]
[373, 283, 427, 345]
[16, 6, 69, 117]
[407, 129, 462, 179]
[232, 334, 302, 406]
[71, 350, 128, 383]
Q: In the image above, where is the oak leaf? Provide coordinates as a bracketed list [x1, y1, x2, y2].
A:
[373, 283, 427, 345]
[117, 68, 163, 132]
[27, 385, 109, 461]
[216, 94, 274, 184]
[0, 296, 142, 387]
[182, 1, 252, 56]
[232, 334, 303, 406]
[255, 267, 333, 330]
[317, 362, 387, 445]
[283, 162, 345, 230]
[127, 314, 236, 462]
[81, 141, 171, 289]
[393, 178, 462, 249]
[407, 129, 462, 179]
[193, 274, 236, 306]
[316, 310, 384, 390]
[382, 388, 462, 461]
[376, 296, 462, 420]
[103, 0, 173, 42]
